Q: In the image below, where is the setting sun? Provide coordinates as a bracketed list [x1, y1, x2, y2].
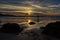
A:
[27, 10, 33, 15]
[24, 9, 33, 15]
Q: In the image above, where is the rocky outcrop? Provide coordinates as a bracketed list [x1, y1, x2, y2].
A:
[0, 23, 24, 35]
[42, 21, 60, 38]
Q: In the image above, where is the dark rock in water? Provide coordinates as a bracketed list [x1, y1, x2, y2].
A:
[0, 23, 24, 35]
[29, 22, 36, 25]
[42, 21, 60, 38]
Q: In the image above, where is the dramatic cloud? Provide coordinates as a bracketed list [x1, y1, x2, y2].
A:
[0, 0, 60, 16]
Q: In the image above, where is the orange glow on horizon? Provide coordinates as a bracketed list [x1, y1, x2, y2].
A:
[23, 9, 33, 15]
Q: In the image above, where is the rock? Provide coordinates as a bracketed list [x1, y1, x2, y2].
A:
[0, 23, 24, 35]
[42, 21, 60, 38]
[29, 22, 36, 25]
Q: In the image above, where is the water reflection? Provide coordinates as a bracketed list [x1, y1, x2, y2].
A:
[0, 16, 59, 30]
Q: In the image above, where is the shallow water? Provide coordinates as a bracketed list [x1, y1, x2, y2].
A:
[0, 16, 59, 29]
[0, 16, 60, 40]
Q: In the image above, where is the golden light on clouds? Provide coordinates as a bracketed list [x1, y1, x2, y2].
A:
[0, 1, 60, 16]
[24, 9, 33, 15]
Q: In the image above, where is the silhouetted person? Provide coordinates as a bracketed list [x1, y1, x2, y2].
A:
[42, 21, 60, 38]
[0, 23, 24, 35]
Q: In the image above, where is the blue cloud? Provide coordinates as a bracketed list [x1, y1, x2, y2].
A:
[0, 0, 60, 4]
[41, 0, 60, 4]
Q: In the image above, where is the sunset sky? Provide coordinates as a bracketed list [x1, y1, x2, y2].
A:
[0, 0, 60, 16]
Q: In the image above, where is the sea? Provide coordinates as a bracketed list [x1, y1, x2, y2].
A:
[0, 16, 60, 29]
